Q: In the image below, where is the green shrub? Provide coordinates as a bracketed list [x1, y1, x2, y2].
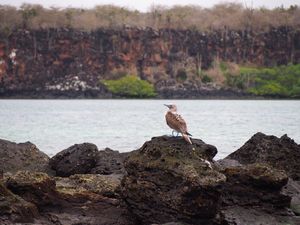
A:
[201, 74, 212, 83]
[242, 64, 300, 97]
[291, 85, 300, 97]
[248, 81, 287, 96]
[103, 75, 157, 98]
[176, 68, 187, 82]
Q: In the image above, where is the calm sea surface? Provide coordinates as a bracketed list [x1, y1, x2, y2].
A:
[0, 100, 299, 159]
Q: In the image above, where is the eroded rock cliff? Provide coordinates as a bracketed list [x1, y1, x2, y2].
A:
[0, 27, 299, 97]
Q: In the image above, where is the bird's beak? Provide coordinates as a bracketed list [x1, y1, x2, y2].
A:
[164, 104, 171, 108]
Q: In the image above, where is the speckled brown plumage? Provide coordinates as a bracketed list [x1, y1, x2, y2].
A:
[165, 104, 192, 144]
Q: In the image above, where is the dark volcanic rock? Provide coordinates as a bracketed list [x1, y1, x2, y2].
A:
[4, 171, 135, 225]
[0, 179, 38, 224]
[216, 158, 242, 169]
[219, 163, 298, 225]
[121, 136, 226, 225]
[50, 143, 98, 177]
[226, 132, 300, 180]
[90, 148, 130, 175]
[282, 179, 300, 216]
[48, 173, 136, 225]
[55, 173, 122, 198]
[220, 206, 300, 225]
[6, 171, 57, 207]
[0, 139, 53, 174]
[221, 163, 290, 207]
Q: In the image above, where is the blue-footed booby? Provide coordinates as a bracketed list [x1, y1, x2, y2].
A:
[164, 104, 192, 144]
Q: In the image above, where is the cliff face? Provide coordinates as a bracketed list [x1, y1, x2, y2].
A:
[0, 27, 299, 97]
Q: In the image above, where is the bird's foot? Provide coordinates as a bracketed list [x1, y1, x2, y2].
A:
[172, 130, 177, 137]
[171, 130, 180, 137]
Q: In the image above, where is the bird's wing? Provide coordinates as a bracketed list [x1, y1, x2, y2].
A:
[166, 111, 188, 134]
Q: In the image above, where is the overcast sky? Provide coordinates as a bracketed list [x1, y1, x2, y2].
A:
[1, 0, 300, 11]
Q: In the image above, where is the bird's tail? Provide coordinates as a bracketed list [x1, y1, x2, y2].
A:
[182, 133, 192, 144]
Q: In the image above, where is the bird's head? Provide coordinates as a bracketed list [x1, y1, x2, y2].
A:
[164, 104, 177, 112]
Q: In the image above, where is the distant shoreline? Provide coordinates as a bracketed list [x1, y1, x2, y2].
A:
[1, 90, 299, 100]
[1, 96, 299, 100]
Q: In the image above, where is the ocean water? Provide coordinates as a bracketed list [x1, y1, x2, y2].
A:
[0, 99, 299, 159]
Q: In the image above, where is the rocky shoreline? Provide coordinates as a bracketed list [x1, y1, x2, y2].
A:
[0, 88, 257, 99]
[0, 132, 299, 225]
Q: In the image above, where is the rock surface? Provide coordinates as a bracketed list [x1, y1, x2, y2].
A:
[90, 148, 130, 175]
[220, 163, 290, 207]
[218, 163, 299, 225]
[6, 171, 57, 207]
[121, 136, 226, 224]
[282, 179, 300, 216]
[219, 133, 300, 225]
[226, 132, 300, 180]
[3, 171, 135, 225]
[0, 139, 52, 174]
[55, 173, 122, 198]
[1, 134, 300, 225]
[50, 143, 98, 177]
[0, 27, 299, 98]
[0, 179, 38, 224]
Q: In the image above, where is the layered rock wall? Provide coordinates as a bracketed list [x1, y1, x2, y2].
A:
[0, 27, 299, 96]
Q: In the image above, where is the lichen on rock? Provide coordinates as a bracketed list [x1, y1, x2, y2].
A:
[121, 136, 226, 224]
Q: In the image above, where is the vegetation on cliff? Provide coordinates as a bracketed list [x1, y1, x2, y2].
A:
[200, 61, 300, 97]
[0, 3, 299, 32]
[244, 64, 300, 97]
[103, 75, 157, 98]
[0, 3, 299, 98]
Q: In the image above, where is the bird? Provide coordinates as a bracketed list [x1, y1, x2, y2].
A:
[164, 104, 192, 144]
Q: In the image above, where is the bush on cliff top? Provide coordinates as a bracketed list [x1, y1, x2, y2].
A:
[103, 75, 157, 98]
[0, 3, 299, 31]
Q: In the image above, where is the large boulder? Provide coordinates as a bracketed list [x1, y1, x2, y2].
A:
[218, 162, 298, 225]
[5, 171, 57, 207]
[90, 148, 130, 175]
[225, 132, 300, 180]
[221, 163, 290, 207]
[51, 173, 136, 225]
[121, 136, 226, 225]
[4, 171, 136, 225]
[0, 139, 52, 174]
[50, 143, 98, 177]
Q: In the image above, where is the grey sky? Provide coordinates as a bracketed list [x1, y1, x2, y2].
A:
[1, 0, 300, 11]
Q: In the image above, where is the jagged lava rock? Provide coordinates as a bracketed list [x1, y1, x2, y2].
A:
[221, 163, 290, 207]
[218, 162, 298, 225]
[121, 136, 226, 225]
[282, 179, 300, 216]
[226, 132, 300, 180]
[6, 171, 57, 207]
[0, 139, 52, 174]
[90, 148, 130, 175]
[51, 173, 135, 225]
[50, 143, 98, 177]
[0, 179, 38, 224]
[55, 174, 122, 199]
[4, 171, 135, 225]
